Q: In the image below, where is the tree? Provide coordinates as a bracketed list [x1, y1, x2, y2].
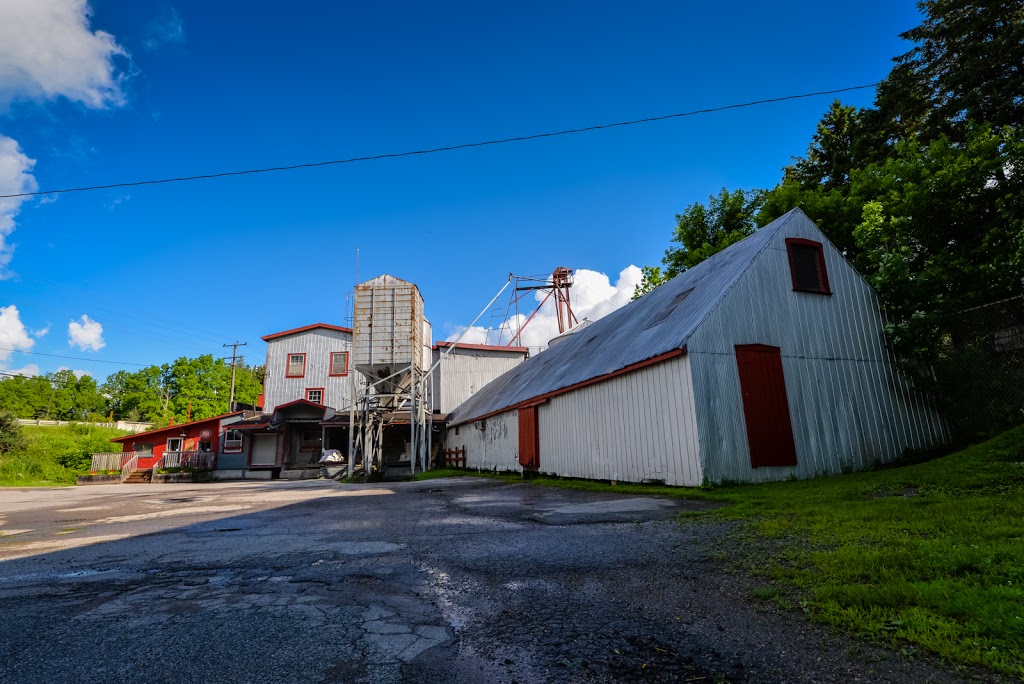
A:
[878, 0, 1024, 141]
[102, 355, 264, 424]
[631, 266, 665, 301]
[789, 101, 869, 191]
[663, 188, 765, 278]
[0, 410, 27, 455]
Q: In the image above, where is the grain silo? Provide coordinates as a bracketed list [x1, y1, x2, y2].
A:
[350, 274, 430, 477]
[352, 274, 425, 400]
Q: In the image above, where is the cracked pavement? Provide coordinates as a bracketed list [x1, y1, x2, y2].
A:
[0, 478, 982, 683]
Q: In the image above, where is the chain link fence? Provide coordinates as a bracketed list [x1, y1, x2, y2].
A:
[934, 295, 1024, 439]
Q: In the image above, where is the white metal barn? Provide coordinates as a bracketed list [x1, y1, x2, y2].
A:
[444, 208, 947, 486]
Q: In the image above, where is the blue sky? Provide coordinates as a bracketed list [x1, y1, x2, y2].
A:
[0, 0, 922, 380]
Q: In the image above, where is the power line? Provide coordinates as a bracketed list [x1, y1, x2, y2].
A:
[1, 83, 880, 199]
[0, 347, 148, 367]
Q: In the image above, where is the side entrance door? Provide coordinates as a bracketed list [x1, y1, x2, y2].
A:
[735, 344, 798, 468]
[518, 405, 539, 469]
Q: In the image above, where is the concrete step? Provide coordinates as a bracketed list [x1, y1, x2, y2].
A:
[123, 469, 153, 483]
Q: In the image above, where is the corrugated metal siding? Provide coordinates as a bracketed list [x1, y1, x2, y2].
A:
[688, 220, 947, 483]
[448, 210, 806, 425]
[263, 329, 354, 413]
[536, 354, 702, 486]
[450, 410, 520, 472]
[352, 274, 424, 383]
[433, 349, 527, 413]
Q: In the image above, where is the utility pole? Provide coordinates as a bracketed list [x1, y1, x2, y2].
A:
[223, 341, 247, 412]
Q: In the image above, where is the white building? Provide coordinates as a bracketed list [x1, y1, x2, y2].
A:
[444, 209, 947, 486]
[261, 323, 355, 413]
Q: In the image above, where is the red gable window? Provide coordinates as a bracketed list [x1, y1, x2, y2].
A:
[785, 238, 831, 295]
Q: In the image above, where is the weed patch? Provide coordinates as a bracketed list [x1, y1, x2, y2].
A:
[0, 424, 128, 486]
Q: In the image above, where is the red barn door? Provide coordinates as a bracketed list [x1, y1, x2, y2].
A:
[735, 344, 798, 468]
[518, 405, 539, 469]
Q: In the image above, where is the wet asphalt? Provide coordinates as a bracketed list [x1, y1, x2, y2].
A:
[0, 478, 984, 683]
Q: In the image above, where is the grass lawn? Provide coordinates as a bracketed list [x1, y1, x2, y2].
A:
[0, 424, 129, 487]
[418, 426, 1024, 677]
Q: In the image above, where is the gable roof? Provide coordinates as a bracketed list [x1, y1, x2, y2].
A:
[447, 209, 809, 425]
[111, 411, 245, 442]
[261, 323, 352, 342]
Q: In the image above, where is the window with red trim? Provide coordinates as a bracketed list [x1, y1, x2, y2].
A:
[785, 238, 831, 294]
[223, 429, 243, 452]
[285, 353, 306, 377]
[305, 388, 324, 404]
[329, 351, 349, 376]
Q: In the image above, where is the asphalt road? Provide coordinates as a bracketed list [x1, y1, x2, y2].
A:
[0, 478, 980, 683]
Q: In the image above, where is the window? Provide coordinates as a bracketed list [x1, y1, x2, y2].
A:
[286, 353, 306, 378]
[198, 441, 212, 452]
[299, 430, 321, 451]
[166, 437, 183, 453]
[785, 238, 831, 295]
[305, 388, 324, 404]
[224, 429, 243, 452]
[329, 351, 349, 376]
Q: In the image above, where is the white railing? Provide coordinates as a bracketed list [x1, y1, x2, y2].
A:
[120, 454, 139, 483]
[91, 452, 137, 471]
[158, 451, 216, 470]
[19, 419, 153, 432]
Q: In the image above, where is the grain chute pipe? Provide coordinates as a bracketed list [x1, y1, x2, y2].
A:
[423, 276, 513, 380]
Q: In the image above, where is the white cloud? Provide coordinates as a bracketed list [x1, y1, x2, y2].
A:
[56, 365, 91, 379]
[3, 362, 40, 377]
[0, 304, 36, 374]
[0, 0, 128, 109]
[144, 7, 185, 51]
[0, 1, 128, 275]
[68, 314, 104, 351]
[105, 193, 130, 210]
[31, 325, 49, 338]
[0, 135, 38, 278]
[447, 266, 643, 352]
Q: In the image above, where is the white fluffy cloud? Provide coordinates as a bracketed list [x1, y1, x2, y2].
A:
[448, 266, 643, 352]
[0, 1, 127, 275]
[68, 314, 104, 351]
[0, 135, 38, 278]
[57, 365, 92, 379]
[0, 0, 127, 108]
[0, 304, 36, 375]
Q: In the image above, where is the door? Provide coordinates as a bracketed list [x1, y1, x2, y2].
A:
[518, 406, 539, 469]
[735, 344, 798, 468]
[250, 434, 277, 466]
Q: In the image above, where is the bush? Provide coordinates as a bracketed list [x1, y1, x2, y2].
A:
[0, 411, 27, 455]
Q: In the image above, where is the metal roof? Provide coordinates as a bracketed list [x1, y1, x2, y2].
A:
[447, 208, 807, 425]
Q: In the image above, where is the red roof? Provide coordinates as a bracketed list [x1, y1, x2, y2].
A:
[111, 411, 245, 442]
[273, 398, 332, 413]
[434, 341, 529, 354]
[261, 323, 352, 342]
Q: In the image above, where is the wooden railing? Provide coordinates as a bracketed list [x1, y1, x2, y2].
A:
[120, 454, 139, 483]
[91, 452, 137, 471]
[157, 451, 216, 471]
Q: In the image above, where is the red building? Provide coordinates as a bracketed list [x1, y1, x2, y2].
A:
[111, 411, 244, 469]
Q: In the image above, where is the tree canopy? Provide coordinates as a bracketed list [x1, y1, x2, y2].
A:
[0, 355, 263, 425]
[637, 0, 1024, 363]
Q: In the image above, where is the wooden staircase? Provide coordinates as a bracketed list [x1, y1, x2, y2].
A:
[123, 468, 153, 484]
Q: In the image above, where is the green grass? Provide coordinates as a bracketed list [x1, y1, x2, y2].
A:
[0, 424, 129, 487]
[420, 427, 1024, 677]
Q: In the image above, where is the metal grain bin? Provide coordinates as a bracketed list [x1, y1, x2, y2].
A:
[352, 274, 425, 393]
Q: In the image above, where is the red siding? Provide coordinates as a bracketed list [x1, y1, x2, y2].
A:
[119, 417, 224, 466]
[518, 406, 539, 469]
[735, 344, 798, 468]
